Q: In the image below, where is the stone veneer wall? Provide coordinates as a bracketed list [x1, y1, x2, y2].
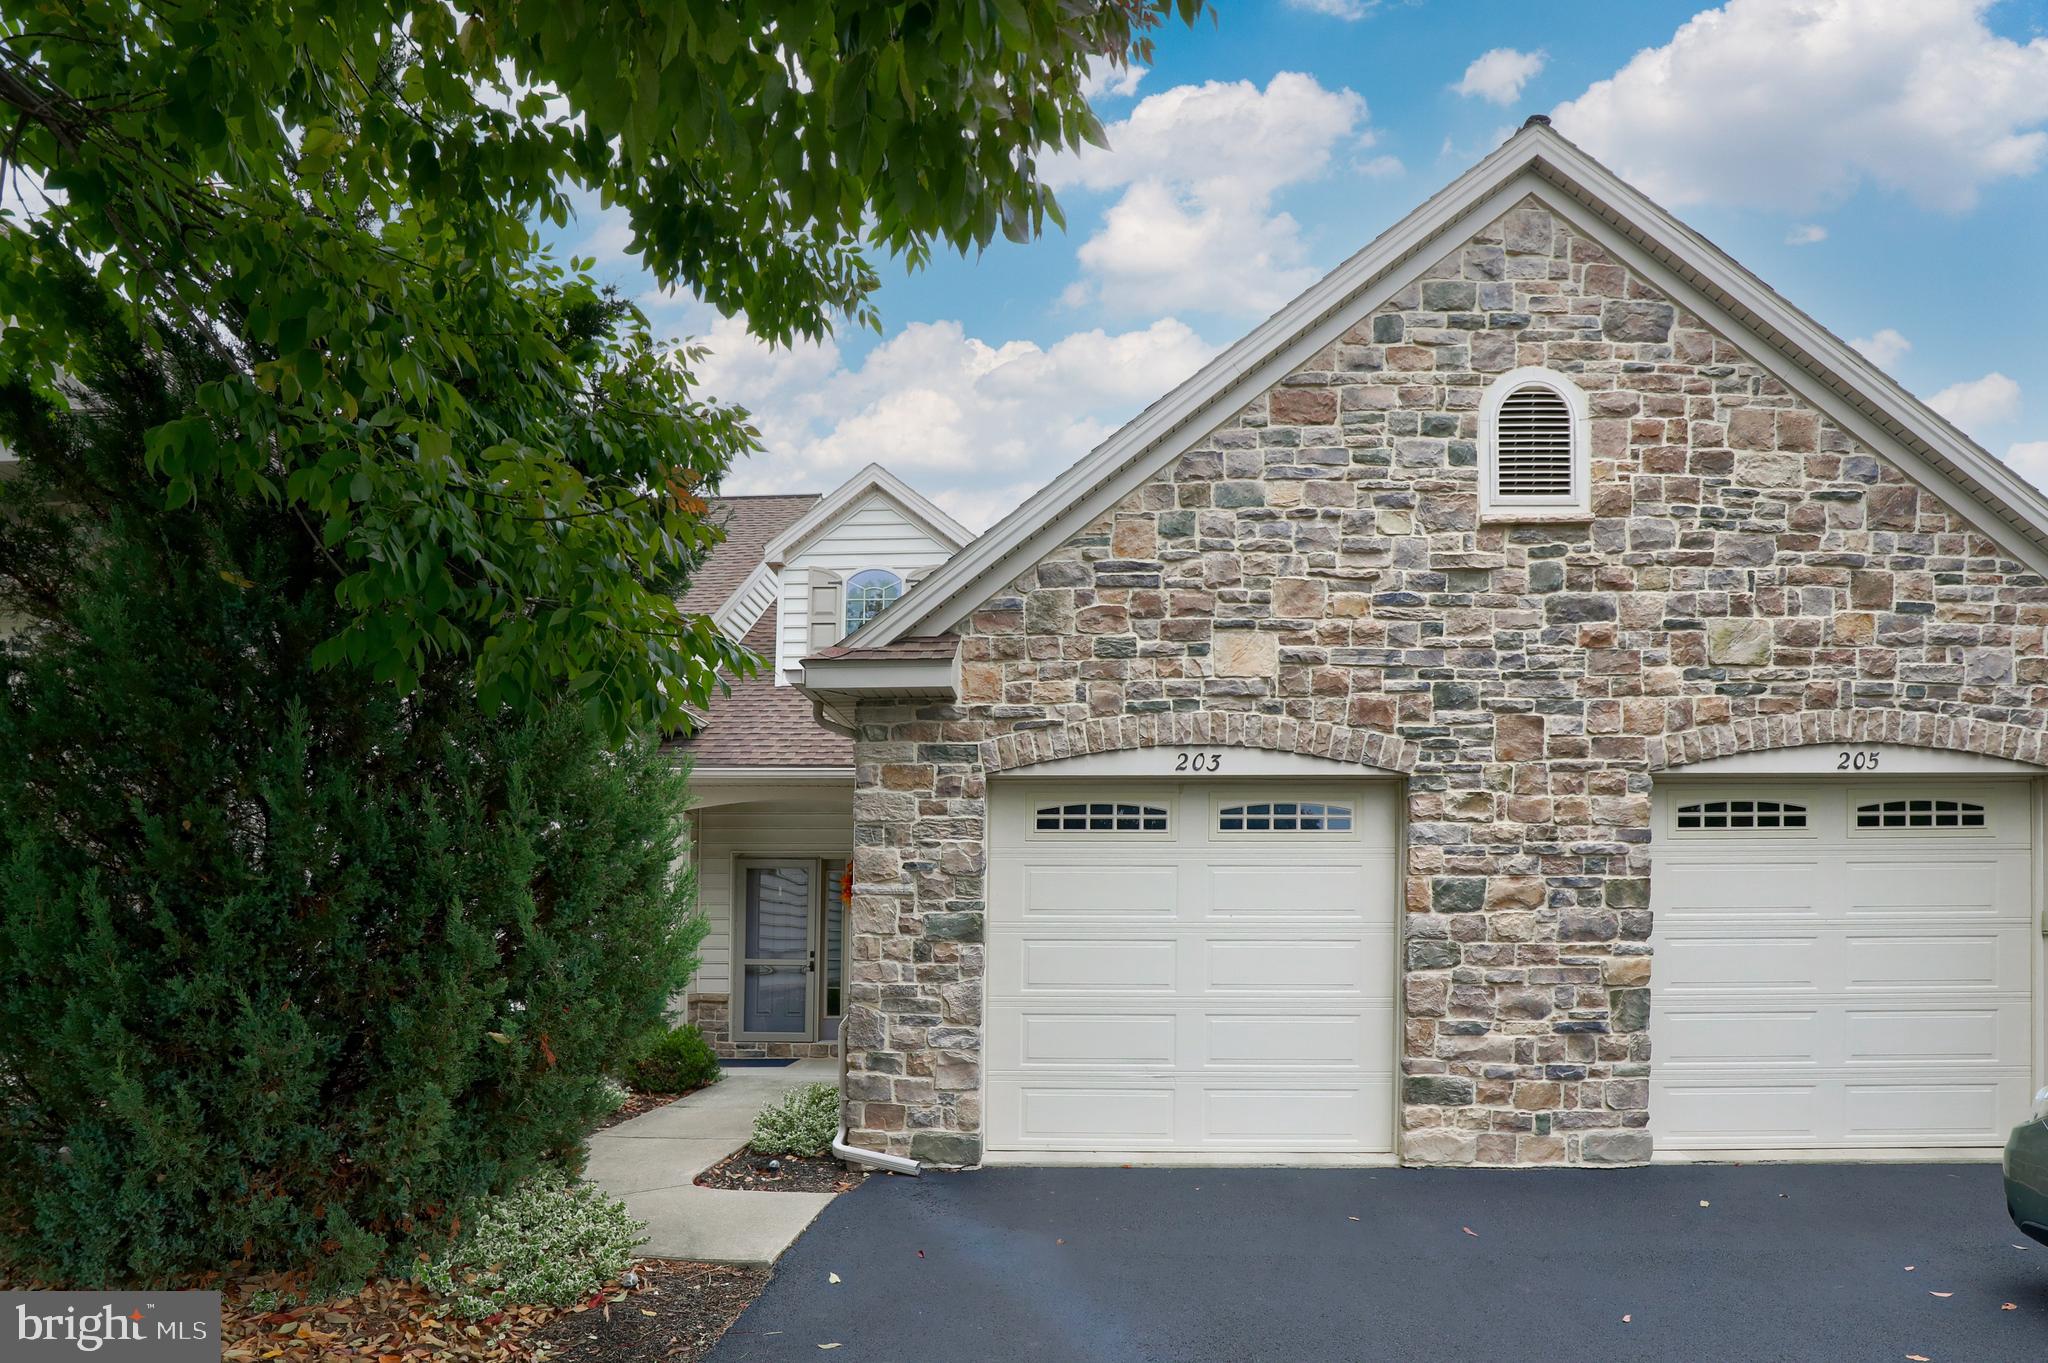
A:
[685, 994, 840, 1061]
[842, 197, 2048, 1168]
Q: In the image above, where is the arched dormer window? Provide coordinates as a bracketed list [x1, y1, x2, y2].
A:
[842, 569, 903, 635]
[1480, 367, 1590, 519]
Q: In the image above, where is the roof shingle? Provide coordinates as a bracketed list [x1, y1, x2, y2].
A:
[677, 494, 817, 616]
[672, 607, 853, 770]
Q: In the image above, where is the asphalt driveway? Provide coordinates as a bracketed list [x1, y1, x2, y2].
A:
[706, 1163, 2046, 1363]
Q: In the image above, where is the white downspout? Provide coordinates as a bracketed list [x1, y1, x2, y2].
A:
[832, 1042, 921, 1176]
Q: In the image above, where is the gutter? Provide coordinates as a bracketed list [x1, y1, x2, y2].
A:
[832, 1044, 920, 1176]
[810, 695, 857, 737]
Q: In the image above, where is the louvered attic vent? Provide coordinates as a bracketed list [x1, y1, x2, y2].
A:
[1492, 384, 1575, 499]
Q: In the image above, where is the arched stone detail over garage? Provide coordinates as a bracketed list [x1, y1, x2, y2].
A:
[1650, 709, 2048, 773]
[981, 710, 1418, 777]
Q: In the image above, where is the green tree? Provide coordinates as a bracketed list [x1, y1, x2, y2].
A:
[0, 0, 1203, 735]
[0, 282, 707, 1287]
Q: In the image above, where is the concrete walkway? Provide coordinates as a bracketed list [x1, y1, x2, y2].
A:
[585, 1059, 840, 1266]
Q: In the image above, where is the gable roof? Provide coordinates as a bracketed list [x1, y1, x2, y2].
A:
[760, 461, 974, 566]
[854, 116, 2048, 648]
[678, 494, 818, 616]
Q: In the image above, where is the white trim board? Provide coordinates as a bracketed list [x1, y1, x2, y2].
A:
[852, 121, 2048, 650]
[1661, 743, 2046, 778]
[996, 746, 1401, 780]
[762, 462, 972, 567]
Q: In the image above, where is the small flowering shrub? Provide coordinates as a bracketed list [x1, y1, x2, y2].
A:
[749, 1083, 841, 1158]
[420, 1168, 645, 1317]
[599, 1076, 633, 1112]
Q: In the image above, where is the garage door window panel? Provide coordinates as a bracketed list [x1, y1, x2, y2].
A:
[1034, 801, 1169, 833]
[1218, 800, 1354, 833]
[1674, 798, 1809, 832]
[1854, 798, 1988, 831]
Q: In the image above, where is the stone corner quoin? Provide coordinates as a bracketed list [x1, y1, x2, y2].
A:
[837, 198, 2048, 1169]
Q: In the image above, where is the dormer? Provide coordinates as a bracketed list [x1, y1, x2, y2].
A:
[760, 464, 971, 683]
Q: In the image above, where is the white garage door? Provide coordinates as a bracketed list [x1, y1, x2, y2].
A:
[984, 780, 1398, 1158]
[1652, 780, 2039, 1155]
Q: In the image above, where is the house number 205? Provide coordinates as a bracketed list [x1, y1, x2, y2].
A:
[1175, 752, 1224, 772]
[1836, 749, 1881, 771]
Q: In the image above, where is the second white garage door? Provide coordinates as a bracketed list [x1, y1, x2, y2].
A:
[984, 780, 1398, 1159]
[1652, 779, 2038, 1156]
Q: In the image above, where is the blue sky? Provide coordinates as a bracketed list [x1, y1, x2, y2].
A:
[564, 0, 2048, 528]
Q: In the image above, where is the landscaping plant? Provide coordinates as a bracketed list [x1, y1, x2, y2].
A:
[0, 0, 1206, 737]
[749, 1084, 843, 1160]
[419, 1169, 646, 1318]
[624, 1024, 723, 1095]
[0, 287, 705, 1287]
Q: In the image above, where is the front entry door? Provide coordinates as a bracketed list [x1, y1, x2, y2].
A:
[737, 861, 818, 1041]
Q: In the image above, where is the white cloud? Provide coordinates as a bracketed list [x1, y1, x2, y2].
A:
[1286, 0, 1379, 18]
[1356, 154, 1404, 179]
[1784, 223, 1828, 246]
[1453, 48, 1546, 106]
[1047, 73, 1371, 317]
[1080, 56, 1145, 101]
[697, 316, 1219, 527]
[1851, 327, 1912, 368]
[2005, 441, 2048, 490]
[1926, 371, 2021, 434]
[1552, 0, 2048, 212]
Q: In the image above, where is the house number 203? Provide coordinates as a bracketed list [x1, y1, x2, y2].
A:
[1836, 749, 1881, 771]
[1175, 751, 1225, 772]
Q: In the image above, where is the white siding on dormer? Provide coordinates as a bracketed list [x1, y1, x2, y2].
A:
[774, 492, 957, 680]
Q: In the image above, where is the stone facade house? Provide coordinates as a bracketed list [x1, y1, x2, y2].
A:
[793, 119, 2048, 1171]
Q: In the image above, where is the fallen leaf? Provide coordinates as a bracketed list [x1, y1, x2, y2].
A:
[828, 1273, 840, 1285]
[2001, 1303, 2017, 1311]
[1699, 1200, 1710, 1208]
[1904, 1266, 1915, 1271]
[1348, 1216, 1360, 1222]
[640, 1309, 657, 1317]
[1622, 1315, 1632, 1323]
[916, 1250, 925, 1259]
[1907, 1355, 1930, 1361]
[819, 1345, 842, 1352]
[1056, 1238, 1065, 1245]
[1930, 1292, 1952, 1299]
[1462, 1227, 1478, 1237]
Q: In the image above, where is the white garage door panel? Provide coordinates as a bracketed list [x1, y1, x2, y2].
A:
[1018, 1013, 1176, 1066]
[1010, 864, 1181, 917]
[986, 780, 1397, 1157]
[1207, 939, 1368, 992]
[1207, 1014, 1378, 1067]
[993, 1079, 1392, 1151]
[1208, 862, 1388, 917]
[987, 1002, 1391, 1070]
[1652, 780, 2039, 1155]
[1004, 940, 1178, 993]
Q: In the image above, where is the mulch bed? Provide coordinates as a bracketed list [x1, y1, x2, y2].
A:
[201, 1257, 770, 1362]
[594, 1090, 686, 1131]
[695, 1148, 867, 1194]
[527, 1260, 770, 1363]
